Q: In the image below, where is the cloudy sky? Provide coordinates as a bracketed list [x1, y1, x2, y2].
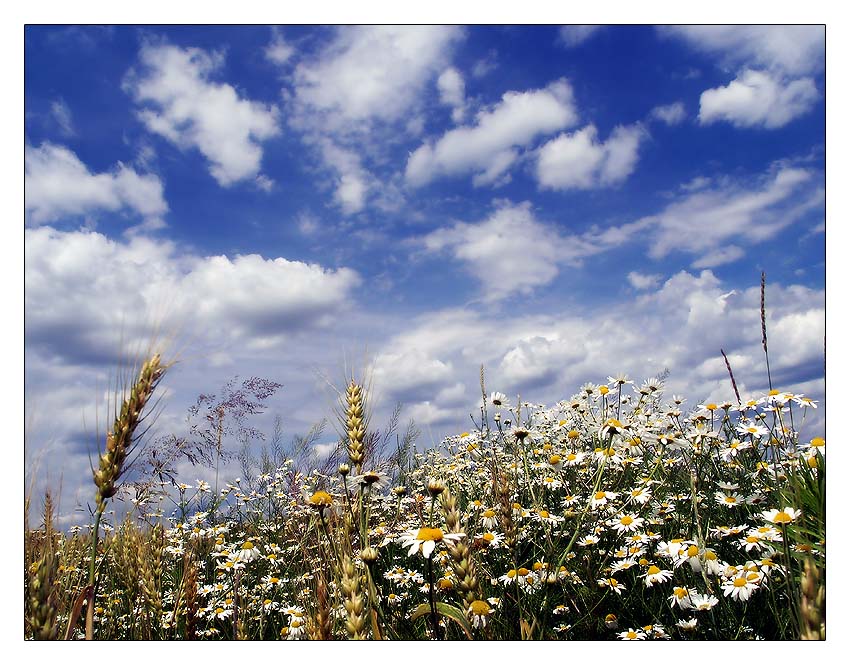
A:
[23, 23, 826, 524]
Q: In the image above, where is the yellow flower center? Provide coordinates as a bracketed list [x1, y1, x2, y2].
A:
[416, 527, 444, 542]
[482, 533, 495, 542]
[594, 491, 607, 500]
[627, 631, 637, 639]
[773, 511, 793, 524]
[242, 541, 255, 550]
[706, 403, 717, 411]
[733, 577, 748, 587]
[539, 510, 549, 518]
[687, 545, 699, 557]
[811, 437, 825, 448]
[438, 578, 454, 590]
[549, 455, 561, 465]
[483, 509, 496, 518]
[308, 490, 333, 506]
[599, 385, 609, 395]
[470, 600, 490, 616]
[568, 430, 580, 439]
[620, 515, 633, 526]
[674, 587, 688, 598]
[517, 567, 530, 576]
[647, 565, 661, 575]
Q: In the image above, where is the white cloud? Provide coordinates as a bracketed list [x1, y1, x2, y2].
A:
[292, 26, 463, 134]
[406, 79, 578, 187]
[536, 124, 644, 190]
[649, 101, 687, 126]
[285, 26, 463, 213]
[25, 142, 167, 227]
[437, 67, 466, 122]
[25, 226, 361, 364]
[664, 26, 824, 77]
[698, 69, 819, 129]
[627, 271, 662, 290]
[125, 43, 280, 186]
[369, 272, 824, 433]
[643, 166, 822, 260]
[422, 201, 568, 302]
[663, 27, 823, 131]
[558, 25, 602, 48]
[50, 99, 75, 136]
[265, 27, 294, 65]
[691, 246, 746, 269]
[318, 139, 371, 215]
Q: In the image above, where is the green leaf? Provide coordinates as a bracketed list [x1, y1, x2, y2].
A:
[411, 602, 473, 639]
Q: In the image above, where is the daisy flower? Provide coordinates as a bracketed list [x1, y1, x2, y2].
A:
[597, 577, 626, 595]
[399, 526, 464, 559]
[591, 490, 617, 509]
[490, 392, 508, 408]
[480, 509, 499, 530]
[476, 531, 505, 548]
[690, 593, 719, 611]
[669, 586, 697, 610]
[715, 491, 745, 507]
[736, 422, 769, 438]
[608, 513, 645, 535]
[761, 507, 801, 525]
[722, 571, 763, 602]
[618, 628, 647, 640]
[676, 618, 698, 632]
[642, 564, 674, 587]
[467, 600, 495, 629]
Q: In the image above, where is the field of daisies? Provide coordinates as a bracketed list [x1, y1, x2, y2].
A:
[25, 355, 825, 641]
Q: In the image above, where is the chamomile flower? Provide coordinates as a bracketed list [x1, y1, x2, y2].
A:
[642, 564, 674, 587]
[618, 628, 647, 640]
[467, 600, 495, 629]
[676, 618, 698, 633]
[760, 507, 801, 525]
[480, 509, 499, 530]
[591, 490, 617, 509]
[722, 571, 763, 602]
[399, 526, 464, 559]
[715, 491, 745, 507]
[608, 513, 645, 535]
[736, 422, 769, 438]
[597, 577, 626, 595]
[476, 531, 505, 548]
[490, 392, 508, 408]
[690, 593, 719, 611]
[234, 540, 260, 563]
[669, 586, 697, 609]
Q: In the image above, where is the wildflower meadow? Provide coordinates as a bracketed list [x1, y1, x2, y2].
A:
[24, 310, 825, 641]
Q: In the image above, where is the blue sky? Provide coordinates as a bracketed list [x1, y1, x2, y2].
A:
[22, 23, 826, 525]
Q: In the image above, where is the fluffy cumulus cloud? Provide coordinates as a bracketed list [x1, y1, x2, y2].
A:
[698, 69, 819, 129]
[422, 201, 568, 301]
[25, 142, 167, 228]
[25, 226, 361, 365]
[536, 124, 644, 190]
[664, 26, 824, 130]
[369, 271, 824, 433]
[125, 43, 280, 186]
[286, 26, 463, 213]
[292, 25, 464, 133]
[406, 79, 578, 187]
